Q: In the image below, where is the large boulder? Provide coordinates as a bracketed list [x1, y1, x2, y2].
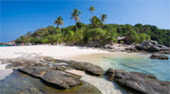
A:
[66, 60, 104, 76]
[135, 40, 170, 53]
[105, 68, 170, 94]
[150, 54, 169, 60]
[42, 70, 82, 89]
[18, 67, 48, 78]
[18, 67, 82, 89]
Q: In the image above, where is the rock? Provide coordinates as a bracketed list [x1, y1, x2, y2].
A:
[150, 54, 169, 60]
[0, 70, 101, 94]
[105, 68, 170, 94]
[135, 40, 170, 53]
[66, 61, 104, 76]
[18, 66, 82, 89]
[125, 47, 138, 52]
[42, 70, 82, 89]
[105, 68, 125, 81]
[104, 44, 115, 49]
[18, 67, 48, 78]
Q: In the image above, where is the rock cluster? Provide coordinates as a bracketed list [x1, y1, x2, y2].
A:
[135, 40, 170, 53]
[1, 54, 104, 89]
[66, 60, 104, 76]
[105, 68, 170, 94]
[18, 67, 82, 89]
[125, 40, 170, 54]
[150, 53, 169, 60]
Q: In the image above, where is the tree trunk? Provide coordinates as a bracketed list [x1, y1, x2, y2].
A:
[75, 19, 77, 31]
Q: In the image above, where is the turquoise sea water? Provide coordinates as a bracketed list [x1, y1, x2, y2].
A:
[0, 45, 7, 47]
[104, 54, 170, 81]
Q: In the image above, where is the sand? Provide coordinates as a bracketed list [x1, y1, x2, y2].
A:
[0, 45, 109, 59]
[0, 45, 127, 94]
[0, 45, 108, 80]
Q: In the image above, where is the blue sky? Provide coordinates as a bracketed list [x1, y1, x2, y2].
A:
[0, 0, 170, 42]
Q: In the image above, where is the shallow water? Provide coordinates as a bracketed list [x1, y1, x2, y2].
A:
[104, 54, 170, 81]
[70, 52, 170, 81]
[0, 71, 102, 94]
[67, 69, 127, 94]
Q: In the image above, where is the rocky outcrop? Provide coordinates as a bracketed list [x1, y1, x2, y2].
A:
[65, 60, 104, 76]
[42, 70, 82, 89]
[18, 67, 48, 78]
[135, 40, 170, 53]
[18, 67, 82, 89]
[1, 54, 104, 89]
[0, 70, 102, 94]
[105, 68, 170, 94]
[150, 54, 169, 60]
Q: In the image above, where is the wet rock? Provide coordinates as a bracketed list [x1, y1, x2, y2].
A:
[105, 68, 170, 94]
[66, 61, 104, 76]
[18, 66, 82, 89]
[150, 54, 169, 60]
[105, 68, 125, 81]
[42, 70, 82, 89]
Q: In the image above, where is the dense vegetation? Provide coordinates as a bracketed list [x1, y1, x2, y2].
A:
[15, 6, 170, 47]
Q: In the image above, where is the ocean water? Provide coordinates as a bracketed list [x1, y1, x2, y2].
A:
[0, 45, 6, 47]
[70, 52, 170, 81]
[103, 54, 170, 81]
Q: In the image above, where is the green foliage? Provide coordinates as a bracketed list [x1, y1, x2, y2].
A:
[54, 16, 64, 29]
[89, 6, 95, 13]
[101, 14, 107, 23]
[91, 16, 102, 28]
[104, 28, 117, 44]
[139, 33, 150, 43]
[47, 26, 57, 34]
[30, 38, 42, 44]
[14, 7, 170, 47]
[125, 30, 139, 44]
[16, 18, 170, 47]
[71, 9, 81, 23]
[85, 28, 106, 44]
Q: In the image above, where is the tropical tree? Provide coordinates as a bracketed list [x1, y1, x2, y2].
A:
[91, 16, 102, 28]
[71, 9, 81, 30]
[125, 30, 139, 44]
[89, 6, 95, 15]
[139, 33, 150, 43]
[101, 14, 107, 23]
[54, 16, 64, 29]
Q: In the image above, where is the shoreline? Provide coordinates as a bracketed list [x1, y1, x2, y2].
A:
[0, 45, 169, 94]
[0, 45, 109, 80]
[0, 45, 109, 59]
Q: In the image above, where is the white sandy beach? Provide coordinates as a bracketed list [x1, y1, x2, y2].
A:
[0, 45, 108, 81]
[0, 45, 109, 59]
[0, 45, 126, 94]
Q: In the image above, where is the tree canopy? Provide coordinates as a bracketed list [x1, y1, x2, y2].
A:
[15, 7, 170, 47]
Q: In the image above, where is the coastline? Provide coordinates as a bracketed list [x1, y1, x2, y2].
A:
[0, 45, 169, 94]
[0, 45, 109, 80]
[0, 45, 109, 59]
[0, 45, 125, 94]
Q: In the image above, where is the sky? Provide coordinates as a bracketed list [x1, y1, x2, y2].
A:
[0, 0, 170, 42]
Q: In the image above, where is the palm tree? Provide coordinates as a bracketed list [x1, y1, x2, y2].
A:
[54, 16, 64, 29]
[101, 14, 107, 23]
[71, 9, 81, 30]
[91, 16, 102, 28]
[89, 6, 95, 19]
[89, 6, 95, 14]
